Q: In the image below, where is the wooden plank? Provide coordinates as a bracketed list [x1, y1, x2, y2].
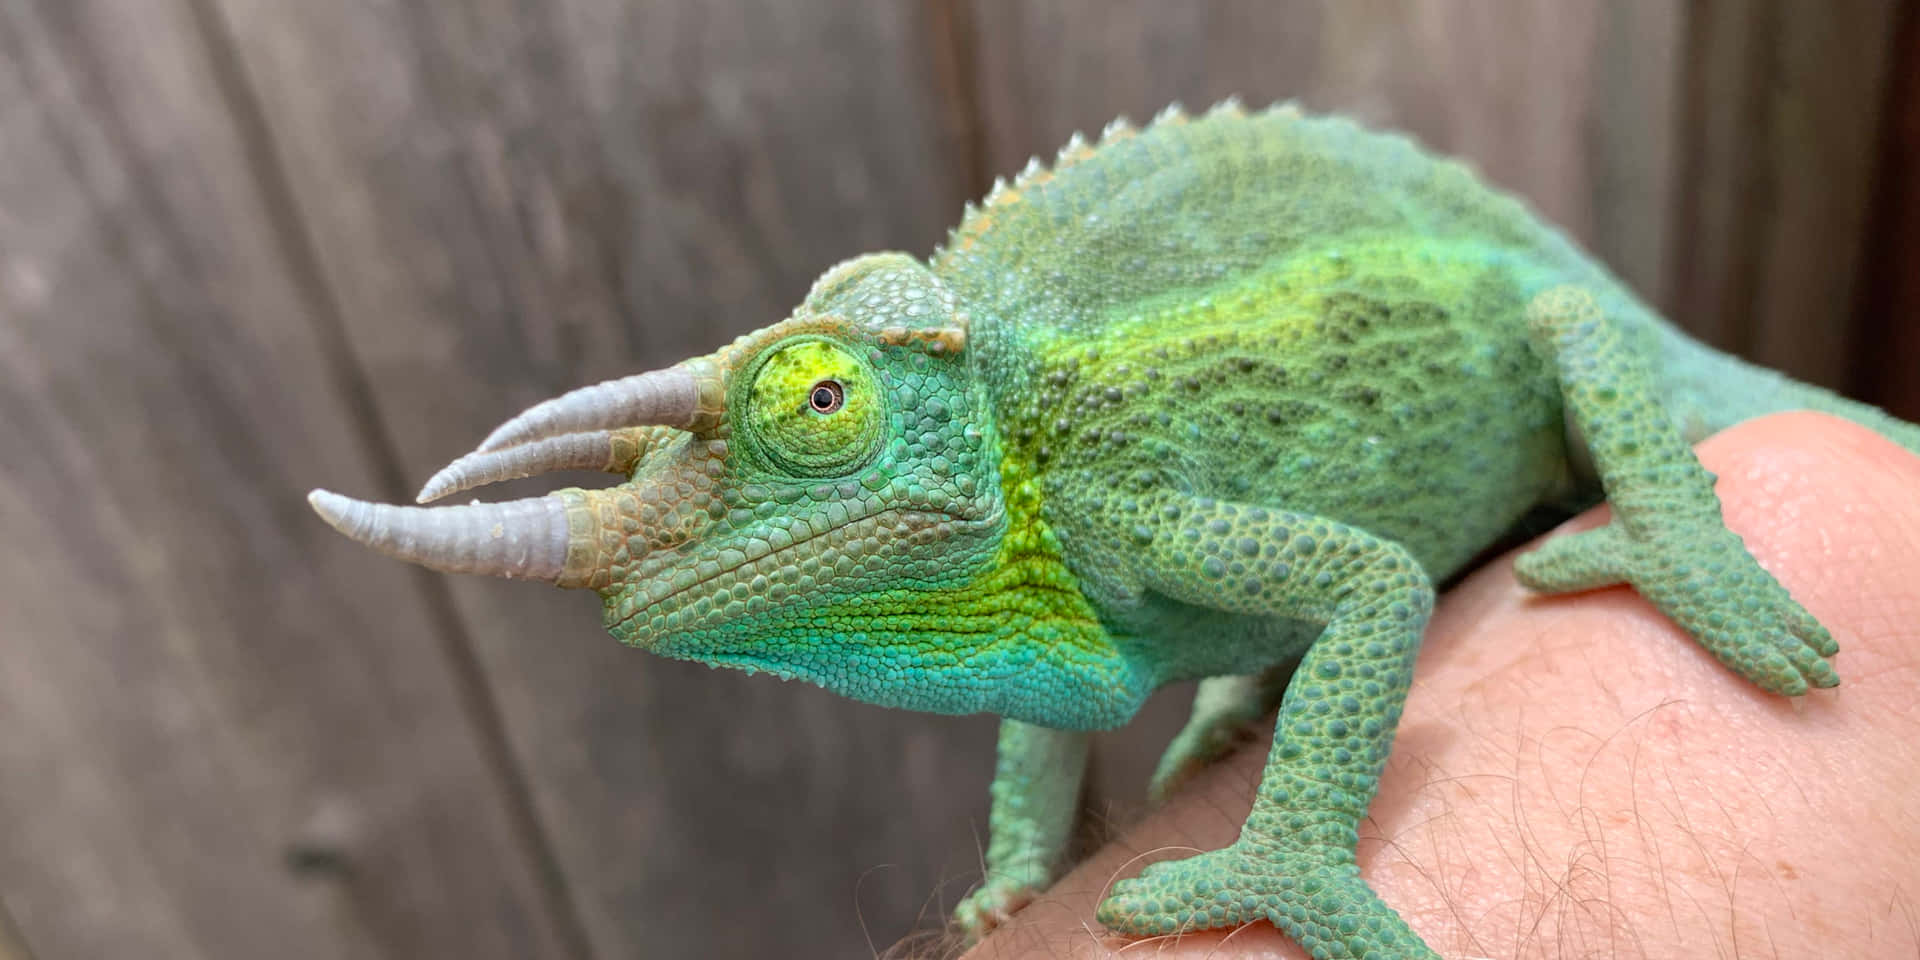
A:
[1853, 0, 1920, 421]
[208, 0, 996, 955]
[0, 1, 572, 957]
[966, 0, 1684, 815]
[1668, 0, 1902, 387]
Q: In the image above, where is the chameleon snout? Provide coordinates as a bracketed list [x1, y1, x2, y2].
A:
[308, 359, 728, 586]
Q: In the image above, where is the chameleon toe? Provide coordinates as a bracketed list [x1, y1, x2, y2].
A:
[1099, 849, 1438, 958]
[1097, 848, 1261, 937]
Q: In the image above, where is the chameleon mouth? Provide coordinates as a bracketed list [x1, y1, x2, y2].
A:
[612, 506, 970, 635]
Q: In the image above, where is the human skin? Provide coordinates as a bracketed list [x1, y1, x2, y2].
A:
[963, 412, 1920, 959]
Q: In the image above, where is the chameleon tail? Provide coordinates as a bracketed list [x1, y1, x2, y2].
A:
[1647, 320, 1920, 456]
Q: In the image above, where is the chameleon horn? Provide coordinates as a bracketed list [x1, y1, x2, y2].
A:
[475, 361, 718, 454]
[307, 489, 573, 582]
[415, 428, 660, 504]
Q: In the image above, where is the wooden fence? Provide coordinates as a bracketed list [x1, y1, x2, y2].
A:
[2, 2, 1914, 958]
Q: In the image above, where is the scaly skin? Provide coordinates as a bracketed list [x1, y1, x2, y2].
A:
[310, 102, 1920, 959]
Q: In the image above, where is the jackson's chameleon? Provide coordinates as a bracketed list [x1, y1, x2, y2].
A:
[308, 102, 1919, 958]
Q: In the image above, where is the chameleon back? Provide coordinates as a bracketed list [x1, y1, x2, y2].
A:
[931, 103, 1920, 596]
[931, 104, 1597, 591]
[933, 102, 1601, 329]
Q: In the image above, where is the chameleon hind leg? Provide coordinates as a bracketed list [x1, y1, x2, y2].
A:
[1095, 494, 1440, 958]
[1517, 286, 1838, 694]
[1148, 667, 1290, 806]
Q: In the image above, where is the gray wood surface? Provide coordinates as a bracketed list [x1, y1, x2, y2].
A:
[1, 2, 1910, 959]
[0, 1, 572, 957]
[1668, 0, 1903, 387]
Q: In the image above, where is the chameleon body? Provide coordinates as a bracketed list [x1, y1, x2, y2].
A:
[309, 102, 1920, 958]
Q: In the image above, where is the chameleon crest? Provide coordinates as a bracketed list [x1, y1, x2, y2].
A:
[313, 101, 1918, 957]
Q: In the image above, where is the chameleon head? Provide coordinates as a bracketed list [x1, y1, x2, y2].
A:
[308, 253, 1031, 710]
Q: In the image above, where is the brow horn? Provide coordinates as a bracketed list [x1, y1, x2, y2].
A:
[307, 489, 574, 582]
[475, 361, 720, 454]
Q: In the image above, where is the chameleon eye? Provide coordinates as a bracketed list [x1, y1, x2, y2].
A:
[745, 340, 883, 476]
[808, 380, 845, 414]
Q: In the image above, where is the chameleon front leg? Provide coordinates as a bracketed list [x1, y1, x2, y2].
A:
[953, 719, 1090, 940]
[1517, 286, 1839, 694]
[1094, 495, 1440, 959]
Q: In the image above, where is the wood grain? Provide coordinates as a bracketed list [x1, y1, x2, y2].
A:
[0, 1, 571, 957]
[1668, 0, 1903, 387]
[1855, 0, 1920, 421]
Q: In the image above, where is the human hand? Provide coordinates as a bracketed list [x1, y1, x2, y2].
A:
[964, 412, 1920, 959]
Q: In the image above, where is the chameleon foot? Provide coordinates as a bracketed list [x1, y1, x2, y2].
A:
[953, 875, 1039, 942]
[1096, 844, 1438, 958]
[1518, 522, 1838, 694]
[956, 720, 1089, 940]
[1522, 284, 1839, 696]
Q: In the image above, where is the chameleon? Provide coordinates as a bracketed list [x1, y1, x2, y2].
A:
[307, 100, 1920, 958]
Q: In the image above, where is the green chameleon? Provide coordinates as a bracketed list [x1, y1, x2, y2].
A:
[309, 101, 1919, 958]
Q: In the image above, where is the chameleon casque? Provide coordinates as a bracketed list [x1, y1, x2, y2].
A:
[309, 101, 1920, 958]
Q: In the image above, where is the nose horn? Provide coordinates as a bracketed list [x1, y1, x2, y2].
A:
[415, 427, 662, 504]
[307, 489, 574, 582]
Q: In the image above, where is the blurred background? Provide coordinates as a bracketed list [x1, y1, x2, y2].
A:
[3, 2, 1917, 958]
